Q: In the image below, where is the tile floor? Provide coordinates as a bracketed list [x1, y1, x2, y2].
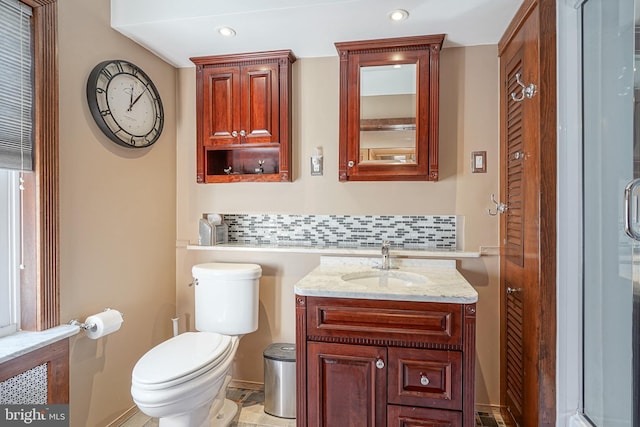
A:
[117, 383, 505, 427]
[118, 382, 294, 427]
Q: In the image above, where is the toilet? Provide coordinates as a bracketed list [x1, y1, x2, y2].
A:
[131, 263, 262, 427]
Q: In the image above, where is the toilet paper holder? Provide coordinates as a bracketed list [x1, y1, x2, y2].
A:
[69, 308, 124, 331]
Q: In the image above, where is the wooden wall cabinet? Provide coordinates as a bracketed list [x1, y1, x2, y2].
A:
[296, 296, 476, 427]
[335, 35, 444, 182]
[191, 50, 296, 183]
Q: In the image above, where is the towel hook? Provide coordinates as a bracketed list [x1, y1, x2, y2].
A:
[488, 194, 508, 216]
[511, 72, 537, 102]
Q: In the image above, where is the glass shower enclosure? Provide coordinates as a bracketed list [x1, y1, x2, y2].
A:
[582, 0, 640, 425]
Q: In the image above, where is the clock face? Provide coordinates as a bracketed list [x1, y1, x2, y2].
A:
[86, 60, 164, 148]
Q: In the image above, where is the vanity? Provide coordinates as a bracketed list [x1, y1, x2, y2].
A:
[294, 257, 477, 427]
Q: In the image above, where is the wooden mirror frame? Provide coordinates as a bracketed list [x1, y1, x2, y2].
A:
[335, 35, 445, 181]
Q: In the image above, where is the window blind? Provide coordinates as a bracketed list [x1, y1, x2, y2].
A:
[0, 0, 33, 171]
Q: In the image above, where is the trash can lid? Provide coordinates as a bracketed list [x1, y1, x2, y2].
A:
[264, 343, 296, 361]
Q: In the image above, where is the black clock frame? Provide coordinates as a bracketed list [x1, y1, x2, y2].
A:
[86, 59, 164, 148]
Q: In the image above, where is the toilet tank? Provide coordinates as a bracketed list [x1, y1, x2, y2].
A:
[192, 263, 262, 335]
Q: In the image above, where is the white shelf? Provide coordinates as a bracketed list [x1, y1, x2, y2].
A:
[182, 242, 481, 258]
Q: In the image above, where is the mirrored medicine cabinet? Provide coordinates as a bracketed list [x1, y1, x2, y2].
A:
[335, 34, 445, 181]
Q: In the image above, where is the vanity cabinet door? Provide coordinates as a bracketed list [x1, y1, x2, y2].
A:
[387, 405, 462, 427]
[307, 342, 387, 427]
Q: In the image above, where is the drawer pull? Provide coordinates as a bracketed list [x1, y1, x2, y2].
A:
[420, 374, 430, 386]
[375, 359, 385, 369]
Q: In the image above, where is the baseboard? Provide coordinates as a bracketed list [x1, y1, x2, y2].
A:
[106, 406, 139, 427]
[475, 404, 503, 413]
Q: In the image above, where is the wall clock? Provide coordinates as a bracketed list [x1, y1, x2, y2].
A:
[86, 59, 164, 148]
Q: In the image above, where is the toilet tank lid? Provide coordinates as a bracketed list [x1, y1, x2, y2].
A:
[192, 262, 262, 279]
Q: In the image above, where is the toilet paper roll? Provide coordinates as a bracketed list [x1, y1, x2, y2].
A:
[84, 309, 123, 339]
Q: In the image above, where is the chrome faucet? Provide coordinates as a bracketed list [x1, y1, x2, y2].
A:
[381, 241, 391, 270]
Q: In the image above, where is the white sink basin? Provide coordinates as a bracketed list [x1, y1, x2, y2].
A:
[341, 270, 429, 288]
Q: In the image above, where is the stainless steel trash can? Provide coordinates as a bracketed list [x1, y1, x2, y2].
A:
[263, 343, 296, 419]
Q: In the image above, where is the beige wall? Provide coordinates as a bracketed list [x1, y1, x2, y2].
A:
[176, 46, 501, 405]
[58, 0, 176, 425]
[53, 0, 500, 422]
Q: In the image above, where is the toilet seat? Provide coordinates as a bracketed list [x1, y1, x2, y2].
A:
[132, 332, 233, 390]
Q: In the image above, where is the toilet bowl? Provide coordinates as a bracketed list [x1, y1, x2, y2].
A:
[131, 263, 261, 427]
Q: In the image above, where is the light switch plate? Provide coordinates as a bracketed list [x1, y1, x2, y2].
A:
[311, 156, 323, 176]
[471, 151, 487, 173]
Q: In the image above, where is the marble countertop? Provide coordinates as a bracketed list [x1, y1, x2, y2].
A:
[0, 324, 80, 364]
[294, 256, 478, 303]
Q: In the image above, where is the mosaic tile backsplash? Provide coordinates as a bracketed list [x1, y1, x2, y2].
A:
[223, 214, 457, 250]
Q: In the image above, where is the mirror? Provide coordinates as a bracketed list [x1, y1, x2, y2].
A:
[359, 64, 417, 164]
[335, 35, 445, 181]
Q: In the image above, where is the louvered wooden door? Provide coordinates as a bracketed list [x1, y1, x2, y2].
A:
[498, 1, 557, 426]
[498, 2, 547, 425]
[502, 54, 526, 426]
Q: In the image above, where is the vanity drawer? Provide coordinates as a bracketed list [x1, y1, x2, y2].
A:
[388, 347, 462, 410]
[387, 405, 462, 427]
[305, 297, 463, 346]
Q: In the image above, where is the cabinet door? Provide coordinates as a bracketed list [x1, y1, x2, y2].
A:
[202, 66, 240, 146]
[240, 63, 279, 144]
[307, 342, 386, 427]
[335, 35, 443, 182]
[387, 405, 462, 427]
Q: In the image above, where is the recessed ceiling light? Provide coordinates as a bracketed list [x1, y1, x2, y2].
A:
[388, 9, 409, 22]
[218, 26, 236, 37]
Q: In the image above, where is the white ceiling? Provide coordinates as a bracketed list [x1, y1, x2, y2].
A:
[111, 0, 523, 68]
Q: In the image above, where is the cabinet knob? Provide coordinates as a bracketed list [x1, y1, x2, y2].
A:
[232, 131, 238, 137]
[240, 130, 246, 137]
[348, 161, 355, 168]
[420, 374, 430, 386]
[375, 359, 385, 369]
